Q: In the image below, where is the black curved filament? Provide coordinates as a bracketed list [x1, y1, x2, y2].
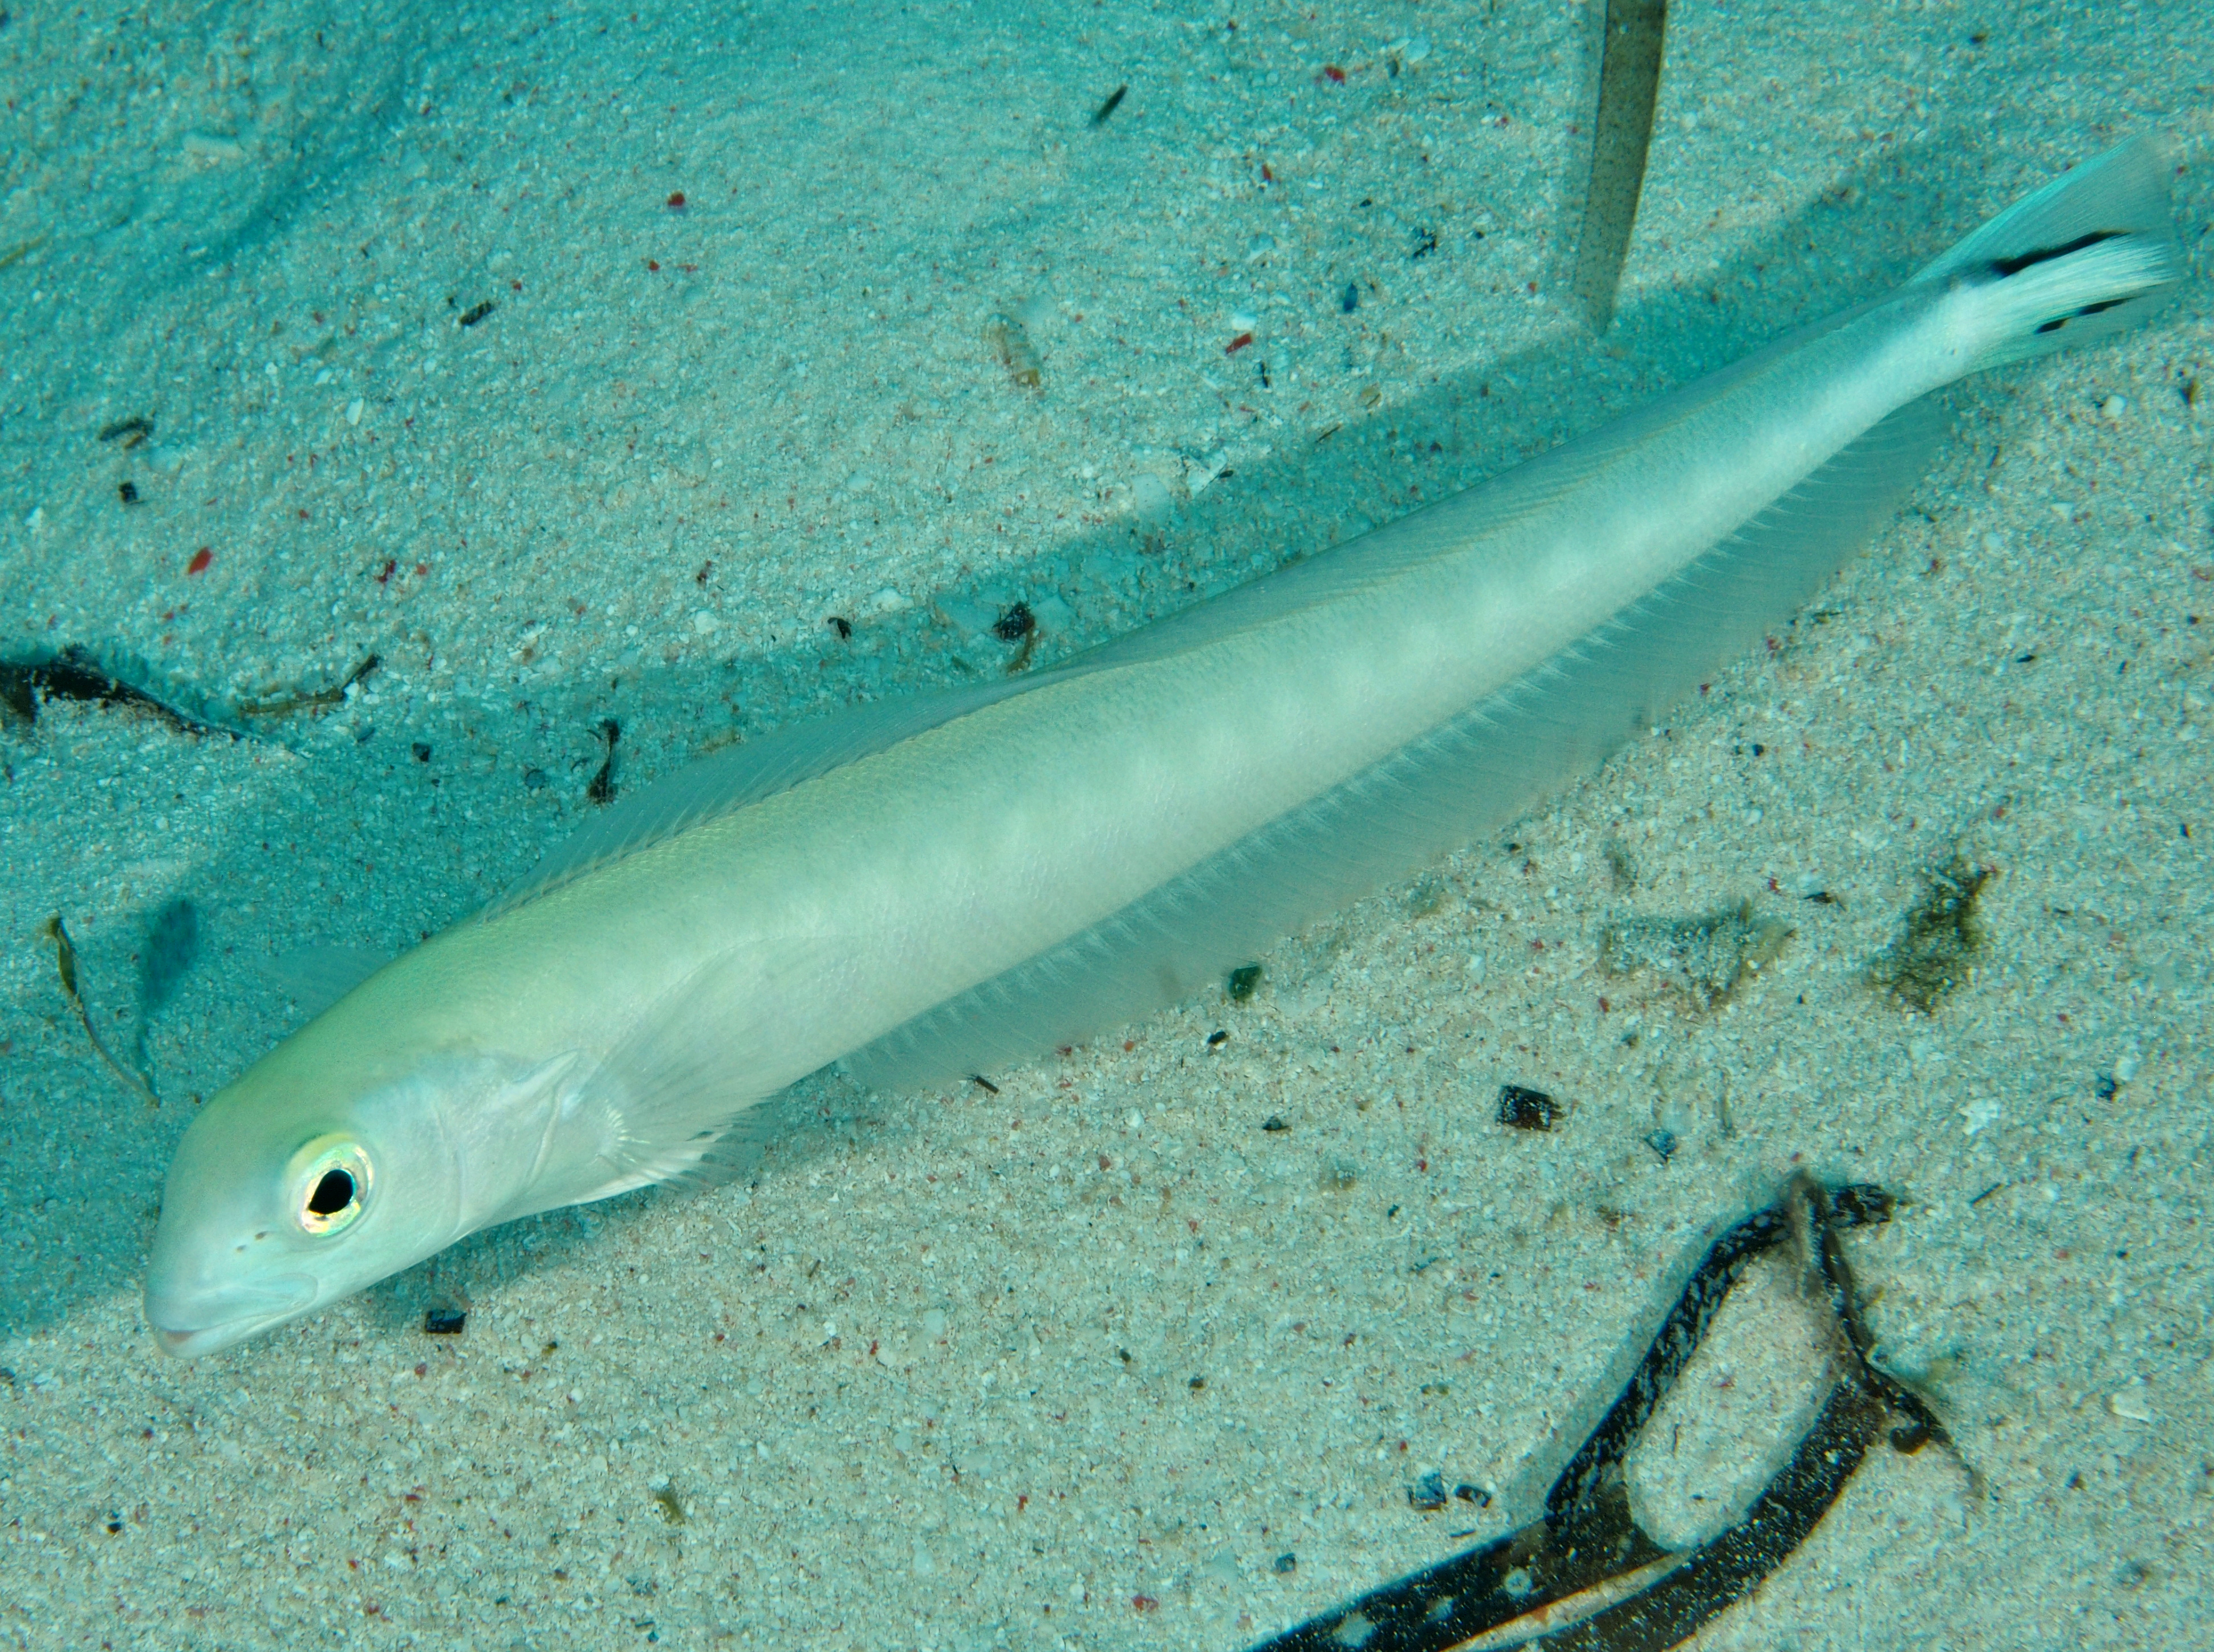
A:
[1246, 1176, 1948, 1652]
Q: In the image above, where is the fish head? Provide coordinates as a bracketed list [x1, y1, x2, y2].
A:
[145, 1042, 576, 1357]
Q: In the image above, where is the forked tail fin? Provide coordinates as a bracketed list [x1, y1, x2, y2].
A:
[1911, 137, 2183, 372]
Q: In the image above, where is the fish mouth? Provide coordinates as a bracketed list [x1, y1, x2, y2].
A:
[146, 1274, 319, 1358]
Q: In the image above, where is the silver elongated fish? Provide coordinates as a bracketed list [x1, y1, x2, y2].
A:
[147, 140, 2180, 1355]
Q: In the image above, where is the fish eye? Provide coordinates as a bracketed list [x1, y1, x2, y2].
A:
[290, 1136, 373, 1236]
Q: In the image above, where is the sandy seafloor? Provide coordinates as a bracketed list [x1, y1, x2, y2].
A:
[1, 0, 2210, 1646]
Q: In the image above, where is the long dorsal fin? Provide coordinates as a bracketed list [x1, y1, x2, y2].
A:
[485, 285, 1919, 934]
[259, 944, 392, 1016]
[483, 676, 1047, 919]
[486, 354, 1806, 924]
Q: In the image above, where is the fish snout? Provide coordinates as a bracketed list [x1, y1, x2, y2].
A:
[145, 1273, 319, 1358]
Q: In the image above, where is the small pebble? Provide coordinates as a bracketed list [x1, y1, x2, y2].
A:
[1272, 1553, 1297, 1575]
[1497, 1084, 1557, 1131]
[1131, 472, 1175, 526]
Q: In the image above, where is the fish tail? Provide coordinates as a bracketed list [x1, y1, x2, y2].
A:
[1910, 136, 2183, 373]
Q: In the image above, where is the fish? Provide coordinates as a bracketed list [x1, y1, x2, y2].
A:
[145, 139, 2181, 1356]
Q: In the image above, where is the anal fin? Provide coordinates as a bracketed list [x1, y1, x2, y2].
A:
[844, 396, 1948, 1091]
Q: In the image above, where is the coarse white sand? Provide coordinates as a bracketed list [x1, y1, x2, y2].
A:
[1, 2, 2208, 1647]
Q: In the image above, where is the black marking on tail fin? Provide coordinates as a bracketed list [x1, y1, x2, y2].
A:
[2034, 294, 2134, 335]
[1989, 229, 2123, 277]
